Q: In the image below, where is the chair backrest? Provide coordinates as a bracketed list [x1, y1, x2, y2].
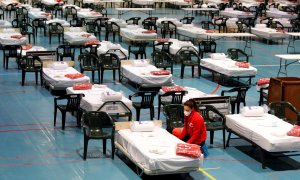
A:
[163, 104, 184, 132]
[154, 41, 172, 53]
[95, 17, 109, 28]
[131, 91, 157, 108]
[78, 53, 99, 68]
[3, 45, 21, 57]
[162, 91, 186, 104]
[85, 44, 100, 55]
[142, 20, 157, 31]
[85, 21, 97, 32]
[126, 17, 141, 25]
[269, 101, 300, 125]
[236, 21, 248, 33]
[21, 55, 42, 69]
[20, 23, 33, 34]
[70, 17, 85, 27]
[105, 21, 120, 31]
[269, 21, 284, 30]
[99, 53, 120, 69]
[151, 50, 173, 67]
[32, 18, 46, 27]
[83, 111, 114, 130]
[63, 94, 84, 111]
[227, 48, 249, 62]
[57, 45, 74, 57]
[221, 86, 249, 104]
[201, 21, 215, 30]
[65, 6, 77, 16]
[198, 104, 225, 128]
[180, 17, 194, 24]
[176, 48, 200, 64]
[199, 40, 217, 58]
[48, 22, 64, 33]
[161, 21, 176, 30]
[144, 17, 158, 24]
[193, 96, 231, 116]
[97, 101, 132, 121]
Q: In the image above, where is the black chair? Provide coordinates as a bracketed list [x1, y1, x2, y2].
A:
[128, 42, 148, 59]
[198, 105, 226, 149]
[144, 17, 158, 24]
[180, 17, 194, 24]
[69, 17, 85, 27]
[291, 19, 300, 32]
[82, 111, 115, 160]
[163, 104, 184, 133]
[259, 86, 268, 106]
[198, 40, 217, 58]
[176, 48, 201, 79]
[3, 45, 22, 69]
[129, 91, 157, 121]
[32, 18, 47, 37]
[269, 21, 284, 30]
[48, 22, 64, 44]
[158, 91, 186, 120]
[95, 17, 109, 39]
[269, 101, 300, 125]
[227, 48, 249, 62]
[104, 21, 121, 42]
[0, 7, 4, 19]
[214, 17, 228, 33]
[20, 23, 35, 44]
[126, 17, 141, 25]
[11, 18, 27, 28]
[142, 20, 157, 32]
[236, 21, 249, 33]
[160, 21, 177, 38]
[259, 17, 273, 25]
[74, 0, 83, 7]
[54, 3, 63, 18]
[54, 94, 85, 130]
[5, 3, 17, 18]
[99, 53, 121, 83]
[15, 6, 28, 20]
[78, 53, 100, 83]
[94, 4, 107, 17]
[154, 41, 172, 54]
[56, 45, 75, 61]
[83, 44, 100, 57]
[85, 21, 101, 37]
[20, 55, 43, 86]
[201, 20, 215, 30]
[221, 86, 249, 114]
[106, 49, 128, 60]
[151, 50, 173, 74]
[64, 6, 77, 20]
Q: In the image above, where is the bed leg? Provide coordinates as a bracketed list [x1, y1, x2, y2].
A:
[226, 131, 231, 148]
[258, 147, 266, 169]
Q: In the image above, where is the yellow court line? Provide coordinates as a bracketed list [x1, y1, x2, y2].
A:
[202, 167, 221, 171]
[198, 168, 217, 180]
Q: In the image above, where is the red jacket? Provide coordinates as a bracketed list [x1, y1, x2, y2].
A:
[179, 111, 207, 145]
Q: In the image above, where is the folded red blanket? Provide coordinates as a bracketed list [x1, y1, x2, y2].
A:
[243, 12, 252, 14]
[81, 34, 92, 38]
[257, 78, 270, 86]
[84, 40, 100, 46]
[142, 30, 156, 34]
[162, 86, 185, 93]
[206, 30, 214, 33]
[276, 29, 286, 33]
[287, 126, 300, 137]
[11, 35, 25, 39]
[56, 0, 63, 2]
[42, 13, 52, 16]
[22, 44, 32, 50]
[65, 73, 85, 79]
[176, 143, 201, 158]
[235, 62, 250, 68]
[73, 82, 93, 90]
[91, 12, 101, 16]
[157, 38, 169, 43]
[150, 70, 171, 75]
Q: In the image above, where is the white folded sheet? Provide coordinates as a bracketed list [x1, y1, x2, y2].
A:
[241, 106, 265, 117]
[131, 121, 156, 132]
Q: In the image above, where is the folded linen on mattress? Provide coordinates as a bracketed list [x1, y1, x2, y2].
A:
[130, 121, 155, 132]
[210, 53, 226, 60]
[51, 62, 69, 70]
[132, 59, 149, 67]
[102, 91, 122, 101]
[241, 106, 265, 117]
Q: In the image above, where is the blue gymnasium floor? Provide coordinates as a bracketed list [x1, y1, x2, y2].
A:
[1, 7, 300, 180]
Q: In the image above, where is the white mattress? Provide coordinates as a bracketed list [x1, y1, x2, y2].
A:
[122, 63, 173, 86]
[200, 58, 257, 77]
[132, 0, 154, 5]
[156, 18, 183, 27]
[97, 41, 128, 59]
[220, 10, 255, 19]
[266, 10, 298, 19]
[77, 9, 103, 20]
[46, 19, 70, 27]
[66, 86, 133, 112]
[226, 114, 300, 152]
[177, 24, 206, 39]
[64, 31, 97, 45]
[116, 127, 203, 172]
[0, 32, 27, 45]
[28, 10, 52, 20]
[0, 20, 12, 28]
[121, 25, 157, 40]
[43, 67, 90, 89]
[251, 27, 288, 40]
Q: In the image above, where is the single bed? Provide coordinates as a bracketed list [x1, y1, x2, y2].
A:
[177, 24, 206, 39]
[220, 9, 255, 19]
[76, 9, 103, 20]
[64, 27, 97, 45]
[41, 0, 63, 6]
[115, 124, 203, 176]
[97, 41, 128, 59]
[266, 9, 298, 19]
[226, 113, 300, 168]
[66, 85, 133, 113]
[28, 8, 53, 20]
[0, 28, 27, 45]
[120, 25, 158, 40]
[43, 63, 90, 90]
[200, 57, 257, 85]
[251, 26, 288, 42]
[121, 60, 174, 89]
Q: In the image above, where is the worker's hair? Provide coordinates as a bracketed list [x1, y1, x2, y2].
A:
[183, 99, 199, 112]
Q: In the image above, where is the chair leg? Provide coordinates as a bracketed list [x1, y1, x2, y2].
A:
[40, 70, 43, 86]
[223, 128, 226, 149]
[150, 106, 154, 120]
[191, 66, 194, 78]
[91, 71, 95, 82]
[101, 69, 104, 83]
[210, 131, 214, 145]
[118, 69, 121, 82]
[181, 65, 185, 79]
[113, 70, 115, 81]
[98, 70, 101, 84]
[22, 70, 25, 86]
[157, 104, 161, 120]
[61, 111, 66, 130]
[136, 108, 140, 121]
[236, 103, 241, 114]
[198, 65, 201, 77]
[54, 107, 57, 126]
[111, 138, 115, 159]
[83, 135, 88, 160]
[35, 71, 38, 85]
[103, 139, 107, 155]
[76, 110, 82, 127]
[231, 103, 235, 114]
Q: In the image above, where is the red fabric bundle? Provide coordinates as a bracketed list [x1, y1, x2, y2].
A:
[91, 12, 101, 16]
[11, 35, 25, 39]
[84, 40, 100, 46]
[206, 30, 214, 33]
[172, 128, 182, 138]
[287, 126, 300, 137]
[81, 34, 92, 38]
[157, 38, 169, 43]
[243, 12, 252, 14]
[162, 86, 185, 93]
[65, 73, 85, 79]
[235, 62, 250, 68]
[257, 78, 270, 86]
[56, 0, 63, 2]
[288, 12, 295, 15]
[142, 30, 156, 34]
[22, 44, 33, 50]
[150, 70, 171, 75]
[73, 82, 93, 90]
[42, 13, 52, 16]
[276, 29, 287, 33]
[176, 143, 201, 158]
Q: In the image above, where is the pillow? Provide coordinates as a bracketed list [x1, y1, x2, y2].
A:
[210, 53, 226, 60]
[132, 60, 149, 67]
[257, 78, 270, 86]
[69, 27, 81, 32]
[51, 62, 68, 70]
[287, 126, 300, 137]
[176, 143, 201, 158]
[241, 106, 264, 117]
[130, 121, 155, 132]
[255, 24, 267, 28]
[102, 91, 122, 101]
[73, 82, 93, 90]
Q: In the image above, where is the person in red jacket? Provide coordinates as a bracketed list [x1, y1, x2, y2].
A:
[172, 99, 208, 157]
